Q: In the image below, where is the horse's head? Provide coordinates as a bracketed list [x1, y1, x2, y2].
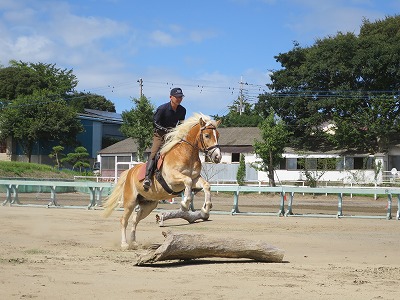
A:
[198, 117, 222, 163]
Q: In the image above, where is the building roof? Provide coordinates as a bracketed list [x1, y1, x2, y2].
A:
[218, 127, 261, 145]
[79, 109, 122, 124]
[99, 137, 142, 154]
[98, 127, 261, 155]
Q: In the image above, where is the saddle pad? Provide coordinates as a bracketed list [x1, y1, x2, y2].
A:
[137, 163, 146, 181]
[157, 155, 165, 170]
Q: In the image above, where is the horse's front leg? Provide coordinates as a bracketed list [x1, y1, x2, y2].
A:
[180, 176, 193, 211]
[193, 176, 212, 216]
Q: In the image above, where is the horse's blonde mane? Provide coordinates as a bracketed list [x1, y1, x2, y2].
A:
[160, 113, 217, 155]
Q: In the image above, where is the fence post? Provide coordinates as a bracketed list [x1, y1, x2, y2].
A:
[49, 186, 58, 207]
[285, 192, 294, 216]
[386, 194, 392, 220]
[231, 190, 240, 214]
[278, 191, 285, 216]
[337, 193, 343, 217]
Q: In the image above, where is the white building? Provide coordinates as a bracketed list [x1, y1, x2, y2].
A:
[96, 127, 400, 185]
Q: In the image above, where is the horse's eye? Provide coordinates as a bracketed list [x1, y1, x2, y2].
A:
[204, 133, 210, 139]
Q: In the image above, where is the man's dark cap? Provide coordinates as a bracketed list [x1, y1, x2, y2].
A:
[170, 87, 184, 97]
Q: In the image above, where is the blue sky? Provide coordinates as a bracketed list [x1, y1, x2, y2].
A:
[1, 0, 399, 117]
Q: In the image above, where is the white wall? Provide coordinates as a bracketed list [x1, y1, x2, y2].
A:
[258, 169, 378, 184]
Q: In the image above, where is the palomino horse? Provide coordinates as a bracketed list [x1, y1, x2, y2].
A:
[103, 113, 222, 249]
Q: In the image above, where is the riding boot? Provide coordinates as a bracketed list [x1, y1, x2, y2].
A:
[143, 158, 155, 190]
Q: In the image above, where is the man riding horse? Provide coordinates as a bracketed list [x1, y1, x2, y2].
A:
[143, 87, 186, 190]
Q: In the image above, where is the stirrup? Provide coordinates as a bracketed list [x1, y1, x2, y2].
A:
[143, 177, 151, 189]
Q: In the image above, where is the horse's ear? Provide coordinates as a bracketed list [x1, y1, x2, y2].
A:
[199, 118, 206, 127]
[216, 120, 221, 127]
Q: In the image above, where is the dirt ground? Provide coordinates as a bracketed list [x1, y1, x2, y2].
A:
[1, 192, 400, 300]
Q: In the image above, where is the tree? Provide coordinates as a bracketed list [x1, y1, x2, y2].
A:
[0, 61, 84, 162]
[49, 145, 65, 169]
[66, 92, 116, 112]
[331, 94, 400, 153]
[7, 60, 78, 95]
[120, 95, 154, 162]
[236, 154, 246, 185]
[61, 146, 90, 172]
[262, 15, 400, 153]
[0, 91, 83, 162]
[0, 66, 40, 105]
[253, 109, 290, 187]
[213, 96, 261, 127]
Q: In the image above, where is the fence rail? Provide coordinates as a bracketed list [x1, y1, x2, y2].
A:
[210, 184, 400, 220]
[1, 179, 399, 220]
[0, 180, 114, 209]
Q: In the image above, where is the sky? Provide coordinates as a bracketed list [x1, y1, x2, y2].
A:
[1, 0, 399, 117]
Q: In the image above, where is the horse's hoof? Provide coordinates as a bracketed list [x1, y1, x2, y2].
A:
[121, 243, 129, 250]
[158, 214, 164, 227]
[180, 201, 189, 211]
[200, 208, 210, 220]
[129, 242, 139, 250]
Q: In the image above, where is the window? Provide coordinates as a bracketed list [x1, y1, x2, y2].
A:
[117, 156, 131, 170]
[286, 158, 297, 170]
[305, 158, 317, 170]
[354, 157, 364, 169]
[231, 153, 240, 163]
[344, 157, 374, 170]
[102, 156, 115, 170]
[279, 158, 286, 170]
[0, 140, 6, 153]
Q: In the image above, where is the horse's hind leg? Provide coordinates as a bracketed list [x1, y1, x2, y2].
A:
[130, 199, 158, 244]
[120, 202, 135, 250]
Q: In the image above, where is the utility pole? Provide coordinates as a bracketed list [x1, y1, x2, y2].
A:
[239, 77, 244, 115]
[137, 78, 143, 97]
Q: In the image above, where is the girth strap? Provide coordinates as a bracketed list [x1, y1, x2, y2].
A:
[155, 170, 184, 195]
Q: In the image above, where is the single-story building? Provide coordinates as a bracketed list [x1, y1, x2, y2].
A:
[96, 127, 400, 185]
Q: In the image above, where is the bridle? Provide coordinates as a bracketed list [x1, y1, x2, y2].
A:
[181, 123, 220, 162]
[199, 124, 220, 162]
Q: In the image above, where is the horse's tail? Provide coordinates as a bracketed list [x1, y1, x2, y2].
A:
[102, 169, 129, 218]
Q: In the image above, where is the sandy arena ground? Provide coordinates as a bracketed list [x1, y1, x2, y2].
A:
[0, 192, 399, 300]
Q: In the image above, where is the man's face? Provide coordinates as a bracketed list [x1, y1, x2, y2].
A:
[170, 95, 184, 105]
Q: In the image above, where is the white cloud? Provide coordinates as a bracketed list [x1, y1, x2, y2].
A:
[286, 0, 388, 41]
[53, 14, 128, 48]
[14, 35, 54, 59]
[189, 29, 218, 43]
[149, 30, 179, 46]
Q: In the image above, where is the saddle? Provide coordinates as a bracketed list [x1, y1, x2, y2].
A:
[137, 154, 183, 195]
[137, 153, 164, 181]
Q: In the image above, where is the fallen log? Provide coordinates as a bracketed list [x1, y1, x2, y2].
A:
[136, 231, 284, 265]
[156, 209, 209, 226]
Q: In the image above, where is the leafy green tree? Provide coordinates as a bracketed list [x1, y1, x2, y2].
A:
[61, 146, 90, 172]
[253, 109, 291, 187]
[261, 15, 400, 153]
[0, 91, 83, 162]
[214, 97, 261, 127]
[236, 153, 246, 185]
[49, 145, 65, 169]
[7, 60, 77, 95]
[66, 92, 116, 112]
[331, 94, 400, 153]
[120, 95, 154, 162]
[0, 66, 40, 105]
